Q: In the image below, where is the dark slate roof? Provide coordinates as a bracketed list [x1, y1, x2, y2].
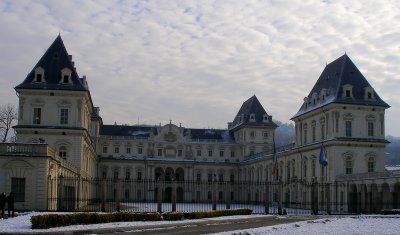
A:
[185, 128, 233, 141]
[229, 95, 278, 130]
[292, 54, 390, 119]
[100, 125, 157, 137]
[15, 35, 88, 91]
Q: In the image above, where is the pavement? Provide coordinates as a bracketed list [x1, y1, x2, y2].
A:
[68, 215, 317, 235]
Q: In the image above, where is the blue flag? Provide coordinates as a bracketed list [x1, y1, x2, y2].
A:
[319, 144, 328, 166]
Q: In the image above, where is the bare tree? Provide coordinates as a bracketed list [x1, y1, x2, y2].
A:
[0, 103, 17, 142]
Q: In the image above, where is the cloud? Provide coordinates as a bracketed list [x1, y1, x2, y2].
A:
[1, 0, 400, 136]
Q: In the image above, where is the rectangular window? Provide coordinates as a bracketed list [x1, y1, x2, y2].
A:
[304, 129, 307, 144]
[230, 151, 235, 158]
[60, 108, 68, 124]
[250, 131, 255, 139]
[33, 108, 41, 124]
[103, 146, 108, 153]
[197, 149, 201, 156]
[346, 90, 351, 97]
[219, 150, 224, 157]
[345, 160, 353, 174]
[138, 147, 143, 154]
[263, 132, 268, 139]
[125, 171, 131, 180]
[312, 160, 316, 177]
[12, 178, 25, 202]
[63, 75, 69, 83]
[126, 147, 131, 154]
[157, 149, 162, 156]
[36, 74, 42, 82]
[137, 171, 142, 180]
[208, 150, 213, 157]
[218, 174, 223, 182]
[321, 124, 325, 140]
[368, 161, 374, 173]
[230, 174, 235, 182]
[178, 149, 182, 156]
[345, 121, 352, 137]
[312, 126, 316, 142]
[196, 173, 201, 182]
[114, 147, 119, 154]
[368, 122, 374, 137]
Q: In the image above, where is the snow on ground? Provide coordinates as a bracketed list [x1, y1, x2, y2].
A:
[1, 213, 400, 234]
[0, 212, 268, 234]
[213, 215, 400, 235]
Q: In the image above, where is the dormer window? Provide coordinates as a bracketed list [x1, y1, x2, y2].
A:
[263, 114, 269, 122]
[60, 68, 72, 84]
[364, 87, 375, 100]
[250, 113, 255, 122]
[320, 89, 327, 102]
[303, 97, 308, 109]
[342, 84, 353, 98]
[34, 67, 45, 83]
[312, 93, 317, 105]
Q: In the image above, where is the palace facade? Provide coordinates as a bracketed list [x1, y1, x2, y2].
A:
[0, 36, 399, 213]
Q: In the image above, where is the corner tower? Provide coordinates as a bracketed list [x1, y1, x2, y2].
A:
[291, 54, 390, 179]
[14, 35, 98, 178]
[229, 95, 278, 158]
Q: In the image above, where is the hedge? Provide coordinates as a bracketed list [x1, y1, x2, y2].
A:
[31, 209, 253, 229]
[381, 209, 400, 215]
[31, 212, 161, 229]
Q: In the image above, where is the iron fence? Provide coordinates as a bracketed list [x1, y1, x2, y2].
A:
[47, 177, 398, 214]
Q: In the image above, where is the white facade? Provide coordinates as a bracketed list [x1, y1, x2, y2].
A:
[0, 36, 398, 213]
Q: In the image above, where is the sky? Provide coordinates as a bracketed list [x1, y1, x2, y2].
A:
[1, 0, 400, 136]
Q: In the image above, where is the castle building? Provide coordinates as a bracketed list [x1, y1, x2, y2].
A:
[0, 36, 399, 213]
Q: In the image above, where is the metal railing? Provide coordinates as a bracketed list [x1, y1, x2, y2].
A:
[47, 178, 399, 214]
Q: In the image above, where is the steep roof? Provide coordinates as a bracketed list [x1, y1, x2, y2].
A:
[15, 35, 88, 91]
[230, 95, 278, 130]
[185, 128, 233, 141]
[292, 54, 390, 119]
[100, 125, 157, 137]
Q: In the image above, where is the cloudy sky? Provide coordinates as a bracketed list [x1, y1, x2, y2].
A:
[1, 0, 399, 136]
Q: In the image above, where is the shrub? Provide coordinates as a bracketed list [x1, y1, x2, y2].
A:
[31, 212, 161, 229]
[381, 209, 400, 215]
[31, 209, 250, 229]
[183, 208, 252, 220]
[163, 212, 184, 221]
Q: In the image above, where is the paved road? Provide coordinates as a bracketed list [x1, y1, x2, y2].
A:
[71, 215, 316, 235]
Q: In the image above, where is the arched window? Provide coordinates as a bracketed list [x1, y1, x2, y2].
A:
[345, 157, 353, 174]
[311, 158, 316, 177]
[58, 146, 67, 159]
[368, 157, 375, 173]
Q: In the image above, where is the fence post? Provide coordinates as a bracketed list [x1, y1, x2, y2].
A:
[58, 176, 64, 211]
[157, 178, 163, 213]
[212, 175, 217, 210]
[101, 178, 106, 212]
[226, 182, 231, 210]
[278, 181, 282, 215]
[311, 182, 319, 214]
[326, 183, 331, 214]
[264, 182, 269, 214]
[172, 177, 177, 212]
[115, 179, 121, 212]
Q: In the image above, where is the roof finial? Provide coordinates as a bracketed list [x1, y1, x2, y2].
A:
[345, 50, 347, 55]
